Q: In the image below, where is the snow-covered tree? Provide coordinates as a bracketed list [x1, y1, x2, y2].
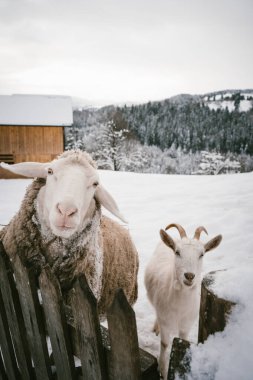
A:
[119, 140, 149, 172]
[95, 112, 130, 171]
[65, 125, 86, 150]
[194, 151, 241, 175]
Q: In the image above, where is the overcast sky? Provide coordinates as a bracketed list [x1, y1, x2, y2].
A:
[0, 0, 252, 106]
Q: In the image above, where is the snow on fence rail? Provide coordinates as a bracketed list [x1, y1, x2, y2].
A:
[0, 242, 159, 380]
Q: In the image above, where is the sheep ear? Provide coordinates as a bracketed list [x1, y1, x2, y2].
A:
[160, 229, 176, 252]
[204, 234, 222, 253]
[95, 185, 127, 223]
[0, 162, 48, 178]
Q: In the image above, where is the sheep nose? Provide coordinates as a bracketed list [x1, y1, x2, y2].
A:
[57, 203, 78, 217]
[184, 272, 195, 281]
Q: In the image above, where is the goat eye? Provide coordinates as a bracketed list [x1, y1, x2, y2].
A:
[93, 181, 99, 187]
[47, 168, 53, 175]
[175, 250, 181, 257]
[199, 253, 204, 259]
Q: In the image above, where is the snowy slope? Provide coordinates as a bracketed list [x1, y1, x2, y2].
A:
[203, 90, 253, 113]
[0, 171, 253, 379]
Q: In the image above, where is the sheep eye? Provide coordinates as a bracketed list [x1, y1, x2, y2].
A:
[199, 253, 204, 259]
[93, 181, 99, 187]
[175, 250, 181, 257]
[47, 168, 53, 175]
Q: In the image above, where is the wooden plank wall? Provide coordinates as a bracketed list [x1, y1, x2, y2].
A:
[0, 125, 64, 163]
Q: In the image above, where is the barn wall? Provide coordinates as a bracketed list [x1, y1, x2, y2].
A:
[0, 125, 64, 163]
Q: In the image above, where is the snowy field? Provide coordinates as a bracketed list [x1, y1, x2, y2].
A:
[0, 171, 253, 379]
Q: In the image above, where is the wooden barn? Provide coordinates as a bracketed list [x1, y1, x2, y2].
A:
[0, 94, 73, 178]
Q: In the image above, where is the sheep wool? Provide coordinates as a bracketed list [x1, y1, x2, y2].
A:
[1, 174, 139, 316]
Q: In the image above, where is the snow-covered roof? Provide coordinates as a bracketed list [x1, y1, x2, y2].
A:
[0, 94, 73, 126]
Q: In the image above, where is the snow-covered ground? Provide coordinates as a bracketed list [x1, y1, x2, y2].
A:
[206, 99, 252, 112]
[1, 171, 253, 379]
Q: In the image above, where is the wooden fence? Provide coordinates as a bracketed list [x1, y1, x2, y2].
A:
[0, 242, 159, 380]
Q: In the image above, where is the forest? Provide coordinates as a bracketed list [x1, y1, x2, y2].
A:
[65, 91, 253, 175]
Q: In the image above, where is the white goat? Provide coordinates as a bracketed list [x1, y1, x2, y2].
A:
[144, 223, 222, 379]
[0, 151, 138, 316]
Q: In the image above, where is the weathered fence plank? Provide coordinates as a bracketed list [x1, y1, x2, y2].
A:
[13, 254, 53, 380]
[0, 241, 159, 380]
[71, 274, 107, 380]
[0, 350, 7, 380]
[198, 271, 235, 343]
[139, 348, 160, 380]
[0, 243, 33, 379]
[168, 338, 191, 380]
[71, 323, 159, 380]
[107, 288, 142, 380]
[39, 266, 76, 380]
[0, 290, 19, 380]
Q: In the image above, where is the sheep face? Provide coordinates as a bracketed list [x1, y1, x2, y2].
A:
[42, 160, 99, 238]
[1, 150, 127, 238]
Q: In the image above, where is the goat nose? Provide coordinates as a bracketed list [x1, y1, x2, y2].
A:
[57, 203, 78, 217]
[184, 272, 195, 281]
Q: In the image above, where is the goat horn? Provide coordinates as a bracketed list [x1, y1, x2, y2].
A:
[194, 226, 208, 240]
[165, 223, 187, 239]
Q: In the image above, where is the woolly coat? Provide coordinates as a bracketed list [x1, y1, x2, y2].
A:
[0, 178, 139, 316]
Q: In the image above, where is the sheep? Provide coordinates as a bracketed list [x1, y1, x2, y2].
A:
[144, 223, 222, 379]
[0, 150, 139, 316]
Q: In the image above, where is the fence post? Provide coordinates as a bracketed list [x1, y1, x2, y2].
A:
[0, 347, 8, 380]
[168, 338, 191, 380]
[71, 274, 107, 380]
[0, 243, 33, 379]
[12, 254, 53, 380]
[0, 290, 19, 380]
[39, 266, 76, 379]
[198, 272, 235, 343]
[107, 288, 141, 380]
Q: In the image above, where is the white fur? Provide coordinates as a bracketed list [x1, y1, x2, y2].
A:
[1, 152, 126, 239]
[38, 160, 99, 238]
[144, 226, 222, 379]
[1, 151, 128, 300]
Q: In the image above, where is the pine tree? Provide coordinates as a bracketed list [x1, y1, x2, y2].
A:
[96, 114, 129, 171]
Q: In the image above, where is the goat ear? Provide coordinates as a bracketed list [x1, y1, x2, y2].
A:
[204, 234, 222, 253]
[160, 229, 176, 252]
[0, 162, 48, 178]
[95, 185, 127, 223]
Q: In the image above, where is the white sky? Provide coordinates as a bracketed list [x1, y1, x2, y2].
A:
[0, 0, 252, 106]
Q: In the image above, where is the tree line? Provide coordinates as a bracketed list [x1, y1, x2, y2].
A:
[65, 95, 253, 174]
[120, 99, 253, 154]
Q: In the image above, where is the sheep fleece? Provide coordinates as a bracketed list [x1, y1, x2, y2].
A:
[0, 179, 139, 315]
